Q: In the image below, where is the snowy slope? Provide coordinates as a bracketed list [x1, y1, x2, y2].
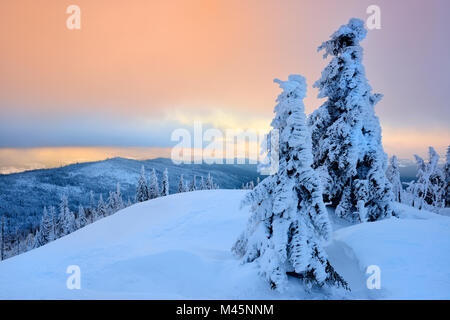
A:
[0, 190, 449, 299]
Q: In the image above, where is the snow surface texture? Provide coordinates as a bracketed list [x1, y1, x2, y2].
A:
[0, 190, 448, 299]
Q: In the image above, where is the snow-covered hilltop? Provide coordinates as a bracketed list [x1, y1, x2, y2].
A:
[0, 190, 448, 299]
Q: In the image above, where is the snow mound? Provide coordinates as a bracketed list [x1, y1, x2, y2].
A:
[0, 191, 448, 299]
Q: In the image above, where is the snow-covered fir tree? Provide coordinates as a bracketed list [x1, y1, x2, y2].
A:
[25, 232, 35, 252]
[386, 155, 403, 203]
[407, 155, 427, 209]
[408, 147, 445, 209]
[308, 18, 393, 222]
[35, 207, 54, 248]
[249, 181, 254, 190]
[89, 190, 96, 209]
[199, 176, 205, 190]
[77, 205, 87, 229]
[0, 215, 5, 260]
[96, 194, 107, 220]
[256, 177, 260, 185]
[161, 168, 169, 196]
[425, 147, 445, 208]
[189, 176, 197, 192]
[48, 206, 57, 239]
[107, 183, 125, 214]
[178, 175, 185, 193]
[89, 190, 97, 223]
[232, 75, 348, 292]
[149, 169, 160, 199]
[106, 191, 116, 216]
[115, 183, 124, 210]
[58, 195, 76, 237]
[136, 165, 150, 202]
[206, 173, 213, 190]
[445, 146, 450, 207]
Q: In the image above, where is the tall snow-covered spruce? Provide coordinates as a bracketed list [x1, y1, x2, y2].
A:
[232, 75, 348, 292]
[308, 18, 393, 222]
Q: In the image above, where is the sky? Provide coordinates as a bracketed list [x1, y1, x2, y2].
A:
[0, 0, 449, 173]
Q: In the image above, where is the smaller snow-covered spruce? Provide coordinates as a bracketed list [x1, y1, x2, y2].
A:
[445, 146, 450, 207]
[107, 183, 125, 215]
[35, 207, 54, 248]
[407, 147, 445, 209]
[48, 206, 57, 240]
[58, 195, 76, 237]
[199, 176, 205, 190]
[386, 155, 403, 203]
[115, 183, 125, 210]
[206, 173, 213, 190]
[77, 205, 87, 229]
[233, 75, 348, 292]
[0, 215, 4, 261]
[189, 176, 197, 192]
[136, 165, 150, 202]
[149, 169, 160, 199]
[89, 190, 96, 223]
[96, 194, 107, 220]
[178, 175, 186, 193]
[162, 168, 170, 196]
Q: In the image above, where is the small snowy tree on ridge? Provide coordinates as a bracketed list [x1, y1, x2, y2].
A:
[386, 155, 403, 203]
[149, 169, 160, 199]
[178, 175, 185, 193]
[58, 195, 76, 237]
[408, 147, 445, 209]
[77, 205, 87, 229]
[189, 176, 197, 192]
[308, 18, 393, 222]
[232, 75, 348, 292]
[445, 146, 450, 207]
[162, 168, 169, 196]
[35, 207, 54, 248]
[136, 165, 150, 202]
[96, 194, 107, 220]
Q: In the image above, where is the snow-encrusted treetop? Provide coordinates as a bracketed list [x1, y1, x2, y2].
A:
[318, 18, 367, 59]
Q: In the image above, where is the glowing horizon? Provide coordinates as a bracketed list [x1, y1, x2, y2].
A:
[1, 0, 449, 172]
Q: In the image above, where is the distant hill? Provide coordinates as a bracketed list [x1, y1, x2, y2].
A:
[0, 156, 425, 233]
[0, 157, 261, 232]
[397, 158, 418, 183]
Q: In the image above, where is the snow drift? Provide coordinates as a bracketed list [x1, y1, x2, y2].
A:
[0, 190, 448, 299]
